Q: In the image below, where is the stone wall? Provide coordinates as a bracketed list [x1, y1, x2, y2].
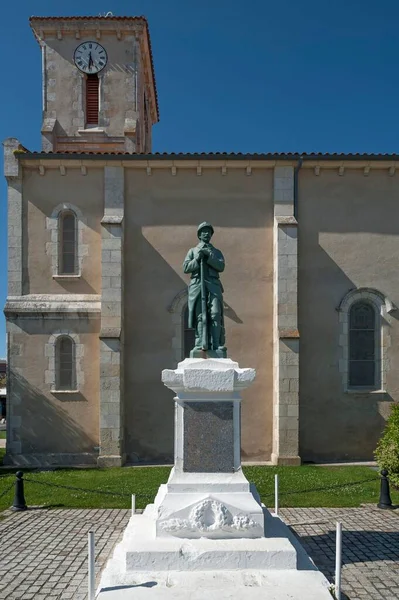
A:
[98, 166, 125, 467]
[4, 308, 100, 466]
[7, 151, 399, 466]
[271, 167, 300, 465]
[24, 166, 102, 295]
[123, 167, 274, 463]
[4, 148, 103, 466]
[298, 168, 399, 461]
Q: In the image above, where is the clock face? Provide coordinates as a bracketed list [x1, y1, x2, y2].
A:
[73, 41, 108, 74]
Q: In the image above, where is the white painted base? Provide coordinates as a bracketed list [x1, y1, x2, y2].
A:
[98, 511, 332, 600]
[153, 469, 264, 539]
[97, 571, 332, 600]
[98, 359, 331, 599]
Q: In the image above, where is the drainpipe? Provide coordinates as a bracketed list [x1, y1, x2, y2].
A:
[293, 156, 303, 221]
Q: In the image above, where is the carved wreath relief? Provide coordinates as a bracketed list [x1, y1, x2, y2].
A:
[159, 499, 259, 537]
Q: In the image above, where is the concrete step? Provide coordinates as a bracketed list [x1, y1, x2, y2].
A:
[97, 570, 333, 599]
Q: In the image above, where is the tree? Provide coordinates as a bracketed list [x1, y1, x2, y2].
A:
[375, 403, 399, 487]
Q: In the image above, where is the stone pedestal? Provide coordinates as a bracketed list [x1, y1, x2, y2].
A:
[98, 358, 331, 599]
[153, 358, 264, 539]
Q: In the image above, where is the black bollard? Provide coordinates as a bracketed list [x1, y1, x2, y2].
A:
[12, 471, 27, 511]
[377, 469, 393, 509]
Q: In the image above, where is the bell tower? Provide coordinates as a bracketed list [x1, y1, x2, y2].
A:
[30, 15, 159, 153]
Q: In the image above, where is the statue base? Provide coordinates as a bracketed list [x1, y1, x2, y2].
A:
[190, 347, 227, 359]
[97, 358, 332, 599]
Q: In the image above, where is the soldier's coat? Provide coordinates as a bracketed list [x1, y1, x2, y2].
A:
[183, 242, 225, 330]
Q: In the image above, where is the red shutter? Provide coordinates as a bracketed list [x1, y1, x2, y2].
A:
[86, 74, 99, 125]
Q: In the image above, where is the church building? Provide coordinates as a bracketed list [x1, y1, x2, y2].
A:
[3, 14, 399, 467]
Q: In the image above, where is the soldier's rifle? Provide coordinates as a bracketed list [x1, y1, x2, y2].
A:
[200, 250, 208, 350]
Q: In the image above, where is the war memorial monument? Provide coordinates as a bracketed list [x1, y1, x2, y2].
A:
[98, 225, 332, 599]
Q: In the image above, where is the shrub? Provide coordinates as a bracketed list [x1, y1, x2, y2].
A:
[375, 403, 399, 487]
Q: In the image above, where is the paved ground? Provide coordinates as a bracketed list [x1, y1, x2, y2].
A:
[0, 505, 398, 599]
[0, 508, 130, 600]
[281, 506, 399, 600]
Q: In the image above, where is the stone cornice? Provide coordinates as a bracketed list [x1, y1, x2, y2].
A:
[4, 295, 101, 317]
[17, 155, 399, 174]
[275, 216, 298, 225]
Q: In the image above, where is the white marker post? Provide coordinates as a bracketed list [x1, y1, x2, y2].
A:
[132, 494, 136, 516]
[335, 522, 342, 600]
[275, 473, 279, 516]
[88, 531, 95, 600]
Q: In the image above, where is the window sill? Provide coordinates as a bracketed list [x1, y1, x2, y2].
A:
[53, 275, 81, 281]
[345, 389, 387, 395]
[78, 127, 105, 134]
[52, 390, 79, 394]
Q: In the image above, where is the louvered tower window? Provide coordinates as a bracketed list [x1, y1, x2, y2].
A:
[86, 74, 99, 125]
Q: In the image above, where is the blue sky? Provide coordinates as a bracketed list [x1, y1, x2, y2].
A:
[1, 0, 399, 357]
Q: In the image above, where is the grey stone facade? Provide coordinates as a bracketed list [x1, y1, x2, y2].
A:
[98, 167, 125, 467]
[272, 167, 300, 465]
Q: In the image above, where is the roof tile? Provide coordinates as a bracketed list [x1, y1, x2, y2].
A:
[16, 151, 399, 160]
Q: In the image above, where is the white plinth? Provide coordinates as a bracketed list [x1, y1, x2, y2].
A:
[153, 469, 265, 539]
[98, 511, 332, 599]
[98, 358, 331, 599]
[103, 509, 296, 573]
[98, 572, 332, 600]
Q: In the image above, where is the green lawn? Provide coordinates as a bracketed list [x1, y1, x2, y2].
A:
[0, 432, 6, 439]
[0, 465, 395, 512]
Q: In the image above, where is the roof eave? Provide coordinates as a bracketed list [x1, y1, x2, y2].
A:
[15, 151, 399, 161]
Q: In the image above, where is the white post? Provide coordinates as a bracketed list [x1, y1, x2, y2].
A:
[131, 494, 136, 516]
[88, 531, 95, 600]
[274, 473, 279, 516]
[335, 522, 342, 600]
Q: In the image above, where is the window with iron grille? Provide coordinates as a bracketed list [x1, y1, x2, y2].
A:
[86, 74, 99, 126]
[56, 336, 76, 391]
[59, 211, 77, 274]
[183, 305, 195, 358]
[349, 301, 376, 387]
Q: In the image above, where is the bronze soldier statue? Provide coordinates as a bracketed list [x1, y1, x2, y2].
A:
[183, 222, 227, 358]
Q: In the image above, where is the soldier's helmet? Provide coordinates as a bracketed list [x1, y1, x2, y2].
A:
[197, 222, 214, 238]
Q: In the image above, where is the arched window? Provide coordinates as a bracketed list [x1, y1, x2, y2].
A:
[183, 305, 195, 358]
[59, 211, 77, 275]
[56, 336, 76, 391]
[349, 301, 376, 388]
